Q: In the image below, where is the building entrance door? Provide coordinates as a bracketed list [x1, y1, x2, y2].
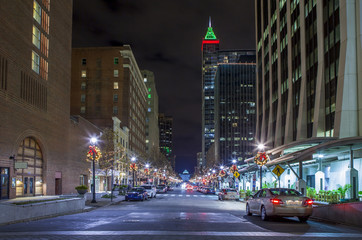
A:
[0, 168, 9, 199]
[23, 176, 34, 196]
[55, 178, 62, 195]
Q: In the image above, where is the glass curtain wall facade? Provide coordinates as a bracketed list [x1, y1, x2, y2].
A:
[215, 52, 256, 164]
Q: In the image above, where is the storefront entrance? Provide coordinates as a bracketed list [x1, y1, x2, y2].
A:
[23, 176, 34, 196]
[0, 168, 9, 199]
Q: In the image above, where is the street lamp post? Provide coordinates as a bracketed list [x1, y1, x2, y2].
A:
[90, 137, 98, 203]
[131, 157, 136, 187]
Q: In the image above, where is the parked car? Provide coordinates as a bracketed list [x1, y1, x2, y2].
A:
[156, 185, 167, 193]
[125, 187, 148, 201]
[218, 188, 239, 201]
[246, 188, 313, 222]
[203, 187, 216, 194]
[140, 184, 157, 198]
[167, 185, 174, 191]
[186, 184, 193, 191]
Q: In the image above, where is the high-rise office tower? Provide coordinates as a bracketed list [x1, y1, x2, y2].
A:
[71, 46, 148, 157]
[141, 70, 160, 155]
[159, 113, 175, 169]
[214, 51, 256, 165]
[253, 1, 362, 198]
[201, 18, 220, 166]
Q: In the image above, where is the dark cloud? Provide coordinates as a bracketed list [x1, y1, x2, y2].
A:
[72, 0, 255, 174]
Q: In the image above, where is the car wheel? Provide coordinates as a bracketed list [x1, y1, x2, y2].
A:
[141, 196, 144, 201]
[125, 197, 128, 201]
[246, 204, 252, 216]
[261, 206, 268, 221]
[154, 194, 157, 198]
[298, 216, 309, 223]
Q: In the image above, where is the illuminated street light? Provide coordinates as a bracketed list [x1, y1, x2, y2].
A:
[212, 169, 215, 173]
[258, 143, 265, 150]
[318, 154, 324, 158]
[232, 159, 237, 164]
[220, 166, 224, 170]
[145, 164, 150, 168]
[131, 157, 136, 162]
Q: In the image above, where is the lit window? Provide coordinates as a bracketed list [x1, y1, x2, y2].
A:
[148, 94, 151, 99]
[114, 57, 119, 64]
[82, 58, 86, 65]
[148, 108, 151, 112]
[113, 106, 118, 114]
[148, 88, 151, 92]
[32, 26, 40, 48]
[81, 82, 86, 90]
[114, 70, 119, 77]
[32, 51, 40, 74]
[33, 0, 41, 24]
[81, 70, 86, 78]
[144, 78, 147, 82]
[80, 106, 86, 114]
[114, 82, 119, 89]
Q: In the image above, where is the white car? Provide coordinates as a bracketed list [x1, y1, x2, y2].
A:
[140, 185, 157, 198]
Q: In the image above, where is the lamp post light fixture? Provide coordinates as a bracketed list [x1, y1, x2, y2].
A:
[220, 165, 224, 170]
[232, 159, 237, 164]
[131, 157, 137, 187]
[90, 137, 98, 203]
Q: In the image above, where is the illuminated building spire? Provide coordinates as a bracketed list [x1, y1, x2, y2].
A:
[209, 16, 211, 27]
[204, 17, 217, 40]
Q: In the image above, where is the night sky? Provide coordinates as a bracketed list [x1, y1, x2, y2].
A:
[72, 0, 255, 174]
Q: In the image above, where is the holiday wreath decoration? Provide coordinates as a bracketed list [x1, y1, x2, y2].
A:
[129, 163, 138, 171]
[219, 170, 226, 177]
[254, 152, 269, 166]
[87, 146, 102, 161]
[230, 165, 238, 173]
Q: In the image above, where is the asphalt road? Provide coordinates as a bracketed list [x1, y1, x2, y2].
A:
[0, 188, 362, 240]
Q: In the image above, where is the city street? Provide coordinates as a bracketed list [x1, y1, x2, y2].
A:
[0, 188, 361, 240]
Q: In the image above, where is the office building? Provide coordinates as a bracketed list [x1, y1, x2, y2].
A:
[0, 0, 100, 199]
[141, 70, 160, 155]
[71, 46, 148, 158]
[201, 18, 220, 166]
[245, 0, 362, 197]
[159, 113, 175, 168]
[214, 51, 256, 165]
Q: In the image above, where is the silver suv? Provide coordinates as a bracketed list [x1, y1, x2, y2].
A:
[140, 185, 157, 198]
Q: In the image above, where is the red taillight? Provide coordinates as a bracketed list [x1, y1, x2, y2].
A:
[304, 199, 313, 206]
[270, 198, 283, 204]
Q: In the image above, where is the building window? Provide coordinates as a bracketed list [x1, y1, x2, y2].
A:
[148, 108, 151, 112]
[148, 94, 151, 99]
[113, 106, 118, 114]
[81, 94, 85, 103]
[114, 70, 119, 77]
[81, 82, 86, 90]
[33, 0, 41, 24]
[32, 26, 40, 49]
[113, 94, 118, 102]
[144, 78, 147, 82]
[80, 106, 85, 114]
[32, 51, 40, 74]
[114, 82, 118, 89]
[82, 58, 86, 65]
[81, 70, 86, 78]
[114, 57, 119, 64]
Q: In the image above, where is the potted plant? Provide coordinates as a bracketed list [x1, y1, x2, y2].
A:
[337, 184, 351, 203]
[306, 187, 316, 200]
[75, 185, 88, 195]
[359, 191, 362, 201]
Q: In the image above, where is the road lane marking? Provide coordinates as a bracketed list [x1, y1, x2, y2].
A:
[0, 231, 361, 238]
[186, 195, 190, 197]
[178, 195, 182, 197]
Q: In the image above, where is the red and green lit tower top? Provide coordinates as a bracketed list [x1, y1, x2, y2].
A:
[201, 17, 219, 166]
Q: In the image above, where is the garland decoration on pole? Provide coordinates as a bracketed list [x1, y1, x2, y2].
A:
[219, 170, 226, 177]
[129, 163, 138, 171]
[230, 165, 238, 173]
[144, 168, 149, 175]
[87, 146, 102, 161]
[254, 152, 269, 166]
[212, 173, 217, 179]
[153, 172, 157, 177]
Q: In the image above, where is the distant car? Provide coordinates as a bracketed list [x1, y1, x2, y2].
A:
[186, 184, 193, 191]
[246, 188, 313, 222]
[203, 187, 216, 194]
[167, 186, 174, 191]
[125, 187, 148, 201]
[140, 185, 157, 198]
[156, 185, 167, 193]
[218, 188, 239, 201]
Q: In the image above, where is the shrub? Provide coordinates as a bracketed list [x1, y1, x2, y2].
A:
[101, 194, 117, 199]
[75, 185, 88, 190]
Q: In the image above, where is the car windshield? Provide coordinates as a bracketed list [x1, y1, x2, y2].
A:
[226, 189, 237, 192]
[130, 188, 143, 193]
[270, 188, 302, 196]
[141, 186, 151, 189]
[156, 186, 163, 189]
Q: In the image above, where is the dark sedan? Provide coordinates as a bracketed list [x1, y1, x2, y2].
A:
[125, 187, 148, 201]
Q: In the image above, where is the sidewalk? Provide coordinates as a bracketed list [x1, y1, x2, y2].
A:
[84, 192, 125, 210]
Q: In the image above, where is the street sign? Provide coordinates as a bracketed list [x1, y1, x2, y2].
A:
[233, 171, 240, 178]
[15, 162, 28, 169]
[272, 164, 285, 177]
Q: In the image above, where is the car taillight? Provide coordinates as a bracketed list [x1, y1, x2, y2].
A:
[270, 198, 283, 204]
[304, 199, 313, 206]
